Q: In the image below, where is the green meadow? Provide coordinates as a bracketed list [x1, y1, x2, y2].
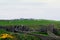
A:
[0, 19, 60, 40]
[0, 19, 60, 28]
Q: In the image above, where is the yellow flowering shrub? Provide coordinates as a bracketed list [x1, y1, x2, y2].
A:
[0, 33, 14, 39]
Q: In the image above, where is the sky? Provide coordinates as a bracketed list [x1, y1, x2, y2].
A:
[0, 0, 60, 20]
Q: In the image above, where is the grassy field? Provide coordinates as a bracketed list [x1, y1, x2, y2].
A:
[0, 19, 60, 28]
[0, 19, 60, 40]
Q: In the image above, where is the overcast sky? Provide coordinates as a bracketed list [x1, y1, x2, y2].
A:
[0, 0, 60, 20]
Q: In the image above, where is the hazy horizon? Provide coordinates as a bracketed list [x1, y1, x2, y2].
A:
[0, 0, 60, 20]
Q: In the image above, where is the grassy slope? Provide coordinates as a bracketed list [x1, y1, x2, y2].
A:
[0, 19, 60, 28]
[0, 19, 60, 40]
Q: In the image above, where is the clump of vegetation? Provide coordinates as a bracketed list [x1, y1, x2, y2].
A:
[0, 33, 15, 40]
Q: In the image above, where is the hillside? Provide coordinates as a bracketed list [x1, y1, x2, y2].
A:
[0, 19, 60, 40]
[0, 19, 60, 28]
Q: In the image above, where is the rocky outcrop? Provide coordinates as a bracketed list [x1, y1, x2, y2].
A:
[0, 24, 60, 40]
[0, 25, 31, 32]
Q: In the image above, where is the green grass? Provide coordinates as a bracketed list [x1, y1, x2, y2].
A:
[0, 29, 42, 40]
[0, 19, 60, 40]
[0, 19, 60, 28]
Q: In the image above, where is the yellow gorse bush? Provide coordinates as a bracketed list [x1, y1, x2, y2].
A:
[0, 34, 14, 39]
